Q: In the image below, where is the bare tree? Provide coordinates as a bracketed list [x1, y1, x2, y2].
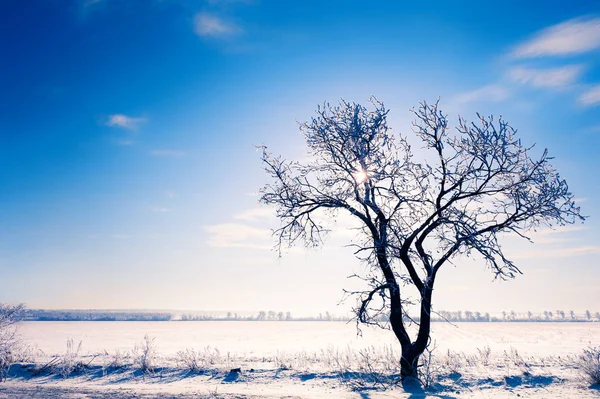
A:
[0, 304, 24, 381]
[0, 304, 22, 329]
[259, 98, 584, 378]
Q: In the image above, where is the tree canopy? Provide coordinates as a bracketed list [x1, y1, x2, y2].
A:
[260, 98, 584, 377]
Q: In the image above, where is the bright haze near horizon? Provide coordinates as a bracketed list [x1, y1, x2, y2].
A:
[1, 0, 599, 316]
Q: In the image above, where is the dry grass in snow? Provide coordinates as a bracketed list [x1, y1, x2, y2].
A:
[1, 337, 599, 398]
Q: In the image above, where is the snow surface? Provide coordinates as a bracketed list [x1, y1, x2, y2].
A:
[2, 321, 599, 398]
[18, 321, 600, 357]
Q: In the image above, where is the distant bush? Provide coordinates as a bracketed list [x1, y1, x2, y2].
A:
[176, 347, 221, 373]
[101, 349, 129, 375]
[55, 339, 86, 378]
[317, 345, 401, 387]
[133, 335, 158, 373]
[177, 348, 202, 373]
[0, 343, 15, 382]
[477, 345, 491, 366]
[440, 349, 464, 375]
[578, 347, 600, 386]
[0, 304, 24, 382]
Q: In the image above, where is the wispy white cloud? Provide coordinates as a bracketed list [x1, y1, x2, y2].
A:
[233, 207, 274, 222]
[578, 85, 600, 106]
[205, 223, 271, 249]
[513, 225, 591, 254]
[532, 236, 576, 245]
[106, 114, 146, 130]
[506, 225, 587, 244]
[508, 65, 584, 88]
[149, 149, 187, 157]
[194, 13, 240, 37]
[454, 84, 510, 104]
[514, 245, 600, 259]
[533, 225, 588, 235]
[512, 17, 600, 58]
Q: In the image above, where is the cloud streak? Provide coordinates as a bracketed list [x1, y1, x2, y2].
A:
[508, 65, 583, 88]
[578, 85, 600, 106]
[194, 13, 240, 38]
[233, 207, 275, 222]
[533, 225, 588, 235]
[512, 17, 600, 58]
[514, 245, 600, 259]
[205, 223, 271, 249]
[454, 84, 510, 104]
[106, 114, 146, 130]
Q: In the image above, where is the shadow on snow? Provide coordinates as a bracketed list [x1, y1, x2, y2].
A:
[5, 362, 569, 396]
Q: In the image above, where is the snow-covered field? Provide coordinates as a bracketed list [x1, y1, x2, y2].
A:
[1, 321, 599, 398]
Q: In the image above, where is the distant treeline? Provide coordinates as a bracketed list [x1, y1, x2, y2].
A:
[22, 309, 172, 321]
[180, 311, 348, 322]
[183, 310, 600, 322]
[21, 309, 600, 322]
[429, 310, 600, 323]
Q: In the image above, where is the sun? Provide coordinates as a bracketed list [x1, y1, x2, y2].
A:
[353, 169, 368, 184]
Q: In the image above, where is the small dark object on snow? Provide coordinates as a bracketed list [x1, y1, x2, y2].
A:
[223, 368, 242, 383]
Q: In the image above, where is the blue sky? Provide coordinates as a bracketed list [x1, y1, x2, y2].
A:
[1, 0, 599, 314]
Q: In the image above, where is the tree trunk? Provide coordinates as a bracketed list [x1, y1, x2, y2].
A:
[396, 284, 434, 379]
[400, 345, 420, 379]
